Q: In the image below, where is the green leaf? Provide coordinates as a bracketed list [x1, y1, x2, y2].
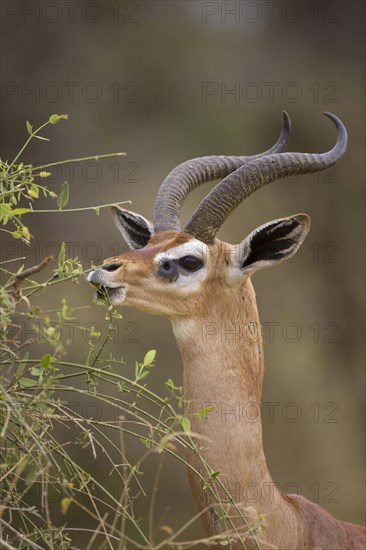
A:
[111, 310, 122, 319]
[26, 120, 33, 135]
[165, 378, 175, 393]
[19, 377, 38, 388]
[140, 436, 152, 449]
[182, 417, 191, 433]
[16, 352, 29, 376]
[60, 497, 72, 515]
[157, 436, 169, 454]
[138, 371, 150, 381]
[25, 466, 37, 485]
[11, 208, 31, 215]
[143, 349, 156, 366]
[49, 114, 69, 124]
[0, 203, 13, 221]
[22, 226, 31, 241]
[28, 184, 39, 198]
[58, 242, 65, 271]
[57, 181, 69, 210]
[30, 367, 42, 376]
[40, 354, 52, 369]
[198, 405, 215, 419]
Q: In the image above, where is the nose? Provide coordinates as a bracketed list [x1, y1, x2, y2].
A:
[102, 261, 122, 272]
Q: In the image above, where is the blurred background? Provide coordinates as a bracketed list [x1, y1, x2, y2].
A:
[1, 0, 365, 544]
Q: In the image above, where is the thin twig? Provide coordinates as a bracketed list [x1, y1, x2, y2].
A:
[0, 518, 44, 550]
[85, 513, 109, 550]
[0, 537, 18, 550]
[148, 453, 166, 546]
[27, 200, 131, 214]
[6, 256, 53, 299]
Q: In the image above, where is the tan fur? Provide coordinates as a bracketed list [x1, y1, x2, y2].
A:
[97, 232, 365, 549]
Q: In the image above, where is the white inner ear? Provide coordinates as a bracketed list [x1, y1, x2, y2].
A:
[225, 241, 250, 285]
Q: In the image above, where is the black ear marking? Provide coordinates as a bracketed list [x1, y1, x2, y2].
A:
[248, 220, 298, 250]
[117, 210, 151, 247]
[111, 206, 154, 250]
[241, 214, 310, 273]
[243, 221, 298, 267]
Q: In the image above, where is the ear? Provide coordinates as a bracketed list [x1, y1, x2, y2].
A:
[239, 214, 310, 276]
[111, 205, 154, 250]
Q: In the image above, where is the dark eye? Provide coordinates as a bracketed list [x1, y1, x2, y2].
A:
[178, 255, 203, 272]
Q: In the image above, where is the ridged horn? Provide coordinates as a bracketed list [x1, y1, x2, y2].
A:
[184, 113, 347, 244]
[153, 111, 291, 233]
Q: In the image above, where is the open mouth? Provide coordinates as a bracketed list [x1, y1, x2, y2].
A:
[94, 284, 113, 300]
[87, 272, 126, 304]
[90, 284, 125, 303]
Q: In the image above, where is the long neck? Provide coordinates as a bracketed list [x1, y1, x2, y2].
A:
[171, 279, 299, 548]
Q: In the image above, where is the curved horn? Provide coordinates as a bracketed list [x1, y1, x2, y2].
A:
[153, 111, 291, 233]
[184, 113, 347, 244]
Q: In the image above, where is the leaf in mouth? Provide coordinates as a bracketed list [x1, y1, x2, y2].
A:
[96, 285, 110, 300]
[88, 283, 110, 303]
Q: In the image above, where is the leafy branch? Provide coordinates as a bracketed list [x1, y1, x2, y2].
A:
[0, 114, 262, 550]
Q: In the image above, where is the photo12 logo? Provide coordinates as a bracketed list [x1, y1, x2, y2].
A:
[1, 81, 140, 104]
[201, 2, 341, 25]
[201, 81, 339, 104]
[1, 1, 140, 24]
